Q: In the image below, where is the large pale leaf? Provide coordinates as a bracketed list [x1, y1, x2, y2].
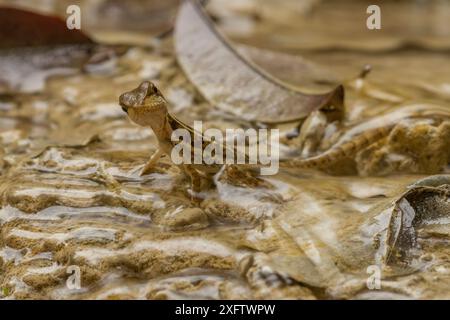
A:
[174, 0, 344, 123]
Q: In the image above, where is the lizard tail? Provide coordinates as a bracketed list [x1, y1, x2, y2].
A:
[280, 126, 392, 169]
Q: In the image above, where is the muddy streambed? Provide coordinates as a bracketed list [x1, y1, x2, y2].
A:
[0, 0, 450, 299]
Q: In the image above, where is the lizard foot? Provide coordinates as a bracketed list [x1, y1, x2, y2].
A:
[140, 165, 156, 176]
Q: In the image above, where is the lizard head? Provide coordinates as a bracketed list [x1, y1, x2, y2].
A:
[119, 81, 168, 127]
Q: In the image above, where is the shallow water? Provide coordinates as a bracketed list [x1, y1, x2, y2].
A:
[0, 0, 449, 299]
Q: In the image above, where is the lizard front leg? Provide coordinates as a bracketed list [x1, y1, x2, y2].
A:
[182, 164, 202, 200]
[140, 148, 164, 176]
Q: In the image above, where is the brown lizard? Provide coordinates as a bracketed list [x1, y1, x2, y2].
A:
[119, 81, 431, 187]
[119, 81, 249, 194]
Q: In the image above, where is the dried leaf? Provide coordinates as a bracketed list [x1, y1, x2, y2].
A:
[0, 7, 93, 48]
[174, 0, 344, 123]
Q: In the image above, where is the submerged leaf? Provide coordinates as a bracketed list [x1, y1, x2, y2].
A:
[238, 45, 341, 92]
[0, 7, 122, 94]
[383, 176, 450, 265]
[174, 0, 344, 123]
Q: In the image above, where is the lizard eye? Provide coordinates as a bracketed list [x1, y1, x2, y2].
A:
[146, 82, 160, 96]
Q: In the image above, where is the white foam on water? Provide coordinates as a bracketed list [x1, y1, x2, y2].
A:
[75, 237, 237, 265]
[9, 226, 118, 243]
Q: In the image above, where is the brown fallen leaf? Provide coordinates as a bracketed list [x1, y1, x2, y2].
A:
[0, 7, 93, 48]
[174, 0, 344, 124]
